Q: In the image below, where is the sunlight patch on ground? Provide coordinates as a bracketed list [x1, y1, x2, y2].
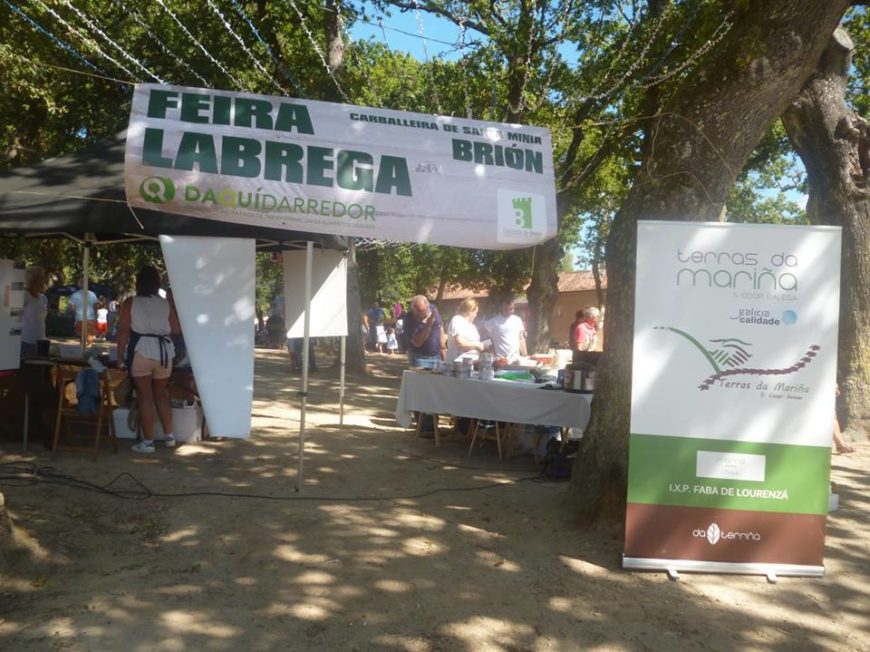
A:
[442, 616, 534, 649]
[292, 570, 335, 585]
[0, 577, 39, 593]
[473, 548, 519, 572]
[367, 527, 400, 537]
[272, 544, 330, 564]
[457, 523, 506, 540]
[174, 444, 217, 456]
[372, 634, 430, 652]
[156, 584, 204, 596]
[285, 600, 335, 621]
[161, 526, 200, 544]
[401, 536, 445, 557]
[42, 616, 76, 638]
[386, 509, 446, 531]
[558, 554, 611, 578]
[160, 610, 241, 636]
[373, 578, 413, 593]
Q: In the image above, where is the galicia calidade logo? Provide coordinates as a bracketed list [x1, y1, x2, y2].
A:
[782, 310, 798, 325]
[139, 176, 176, 204]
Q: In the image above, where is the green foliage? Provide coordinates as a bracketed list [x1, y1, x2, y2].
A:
[844, 6, 869, 117]
[1, 1, 844, 308]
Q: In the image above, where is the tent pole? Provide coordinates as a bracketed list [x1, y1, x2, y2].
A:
[295, 241, 314, 492]
[80, 236, 91, 354]
[339, 335, 346, 425]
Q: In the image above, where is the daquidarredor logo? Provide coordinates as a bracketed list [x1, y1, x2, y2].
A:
[139, 176, 175, 203]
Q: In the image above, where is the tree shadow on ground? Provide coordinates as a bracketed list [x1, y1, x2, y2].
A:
[0, 353, 867, 651]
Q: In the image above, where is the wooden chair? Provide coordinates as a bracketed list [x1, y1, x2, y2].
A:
[51, 364, 118, 459]
[468, 420, 512, 460]
[414, 412, 452, 446]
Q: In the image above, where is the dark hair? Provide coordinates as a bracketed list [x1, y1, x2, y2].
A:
[136, 265, 162, 297]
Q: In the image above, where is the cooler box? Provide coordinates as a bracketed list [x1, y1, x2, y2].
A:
[112, 403, 203, 443]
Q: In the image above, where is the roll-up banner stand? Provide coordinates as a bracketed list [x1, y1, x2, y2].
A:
[624, 221, 841, 577]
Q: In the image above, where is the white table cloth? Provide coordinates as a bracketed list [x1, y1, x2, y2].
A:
[395, 370, 592, 429]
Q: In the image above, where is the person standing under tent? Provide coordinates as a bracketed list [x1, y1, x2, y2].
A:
[68, 277, 98, 345]
[574, 307, 600, 351]
[445, 298, 486, 363]
[95, 297, 109, 340]
[365, 300, 385, 352]
[117, 265, 179, 453]
[403, 295, 445, 368]
[107, 295, 120, 340]
[403, 295, 445, 438]
[483, 297, 527, 362]
[386, 327, 398, 354]
[20, 266, 48, 359]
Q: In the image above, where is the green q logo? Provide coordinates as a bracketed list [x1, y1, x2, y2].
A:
[139, 176, 175, 203]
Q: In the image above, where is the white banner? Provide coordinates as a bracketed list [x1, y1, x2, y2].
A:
[631, 221, 841, 446]
[283, 249, 348, 338]
[161, 236, 256, 438]
[126, 84, 557, 250]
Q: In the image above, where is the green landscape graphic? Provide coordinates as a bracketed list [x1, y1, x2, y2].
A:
[654, 326, 820, 390]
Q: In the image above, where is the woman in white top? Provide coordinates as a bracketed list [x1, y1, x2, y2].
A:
[20, 266, 48, 359]
[117, 266, 180, 453]
[446, 298, 485, 363]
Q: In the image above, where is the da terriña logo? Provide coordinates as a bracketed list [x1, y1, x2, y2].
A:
[692, 523, 761, 544]
[654, 326, 820, 391]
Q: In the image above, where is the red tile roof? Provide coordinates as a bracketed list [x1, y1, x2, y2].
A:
[436, 270, 606, 300]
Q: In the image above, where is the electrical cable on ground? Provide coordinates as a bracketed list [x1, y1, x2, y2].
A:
[0, 461, 550, 504]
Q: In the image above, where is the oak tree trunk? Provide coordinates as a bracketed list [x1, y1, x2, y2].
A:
[782, 29, 870, 441]
[567, 0, 852, 522]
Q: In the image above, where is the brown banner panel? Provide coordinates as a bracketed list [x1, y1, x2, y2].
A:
[625, 503, 826, 566]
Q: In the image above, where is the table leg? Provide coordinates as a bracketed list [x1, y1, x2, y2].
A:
[433, 416, 440, 447]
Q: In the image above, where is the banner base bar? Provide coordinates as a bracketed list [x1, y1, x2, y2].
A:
[622, 556, 824, 577]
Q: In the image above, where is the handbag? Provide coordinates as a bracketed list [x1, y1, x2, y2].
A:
[113, 375, 134, 407]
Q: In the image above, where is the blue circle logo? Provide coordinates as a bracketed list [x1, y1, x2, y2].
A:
[782, 310, 798, 325]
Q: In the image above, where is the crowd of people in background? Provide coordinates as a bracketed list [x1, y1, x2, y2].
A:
[360, 295, 535, 366]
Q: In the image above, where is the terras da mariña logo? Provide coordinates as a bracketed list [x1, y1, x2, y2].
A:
[654, 326, 820, 391]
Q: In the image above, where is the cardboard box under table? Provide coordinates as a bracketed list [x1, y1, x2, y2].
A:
[113, 402, 203, 442]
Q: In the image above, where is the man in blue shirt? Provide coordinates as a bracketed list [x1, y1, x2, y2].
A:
[365, 301, 385, 352]
[403, 295, 444, 368]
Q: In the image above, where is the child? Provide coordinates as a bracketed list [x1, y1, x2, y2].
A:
[376, 323, 388, 353]
[95, 297, 109, 340]
[386, 327, 398, 354]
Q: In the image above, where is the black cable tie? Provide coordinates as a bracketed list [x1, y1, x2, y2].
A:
[296, 391, 309, 397]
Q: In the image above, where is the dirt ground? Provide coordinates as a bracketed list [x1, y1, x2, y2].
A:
[0, 349, 868, 651]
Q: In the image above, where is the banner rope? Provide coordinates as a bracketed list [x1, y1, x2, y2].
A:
[62, 0, 164, 83]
